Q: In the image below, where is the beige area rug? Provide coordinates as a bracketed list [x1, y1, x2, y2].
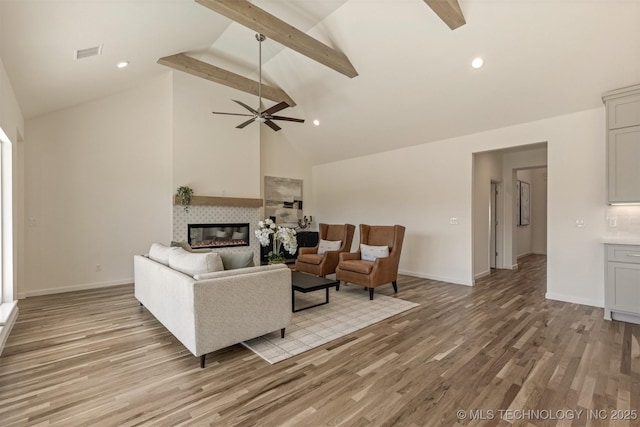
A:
[242, 285, 419, 364]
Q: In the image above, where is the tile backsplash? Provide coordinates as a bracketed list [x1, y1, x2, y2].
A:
[606, 205, 640, 237]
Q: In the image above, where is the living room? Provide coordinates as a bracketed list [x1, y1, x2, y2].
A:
[1, 0, 640, 424]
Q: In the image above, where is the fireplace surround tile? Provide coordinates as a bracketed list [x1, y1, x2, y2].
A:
[173, 205, 260, 265]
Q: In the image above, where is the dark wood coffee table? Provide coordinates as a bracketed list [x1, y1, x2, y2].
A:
[291, 272, 340, 312]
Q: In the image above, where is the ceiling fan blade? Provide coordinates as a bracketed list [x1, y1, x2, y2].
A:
[236, 118, 256, 129]
[233, 100, 259, 115]
[212, 111, 254, 117]
[263, 101, 289, 116]
[269, 115, 305, 123]
[264, 120, 281, 131]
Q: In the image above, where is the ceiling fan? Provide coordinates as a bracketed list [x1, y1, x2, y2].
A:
[211, 34, 305, 131]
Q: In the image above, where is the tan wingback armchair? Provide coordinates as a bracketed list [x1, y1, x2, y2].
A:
[336, 224, 406, 300]
[295, 223, 355, 277]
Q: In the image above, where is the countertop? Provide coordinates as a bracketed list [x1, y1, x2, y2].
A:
[603, 235, 640, 245]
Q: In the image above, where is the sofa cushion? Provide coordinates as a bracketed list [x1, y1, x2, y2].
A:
[219, 251, 255, 270]
[193, 263, 285, 281]
[297, 253, 324, 265]
[149, 243, 176, 266]
[360, 243, 389, 262]
[169, 248, 224, 277]
[317, 239, 342, 255]
[339, 259, 374, 274]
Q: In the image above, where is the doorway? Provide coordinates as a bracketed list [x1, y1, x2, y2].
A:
[472, 142, 548, 283]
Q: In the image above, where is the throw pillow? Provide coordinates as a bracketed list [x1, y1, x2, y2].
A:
[360, 243, 389, 262]
[149, 243, 175, 266]
[219, 251, 255, 270]
[317, 239, 342, 255]
[168, 248, 224, 276]
[171, 241, 191, 251]
[170, 241, 210, 253]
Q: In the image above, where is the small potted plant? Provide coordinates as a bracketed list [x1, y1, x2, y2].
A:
[176, 186, 194, 212]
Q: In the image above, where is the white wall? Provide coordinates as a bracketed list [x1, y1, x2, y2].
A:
[516, 169, 533, 257]
[515, 168, 548, 258]
[472, 150, 502, 278]
[531, 168, 548, 255]
[23, 74, 173, 297]
[314, 108, 607, 307]
[260, 127, 315, 226]
[502, 148, 548, 268]
[172, 73, 260, 198]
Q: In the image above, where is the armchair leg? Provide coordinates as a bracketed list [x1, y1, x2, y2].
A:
[336, 281, 340, 291]
[369, 288, 374, 300]
[392, 281, 398, 293]
[200, 354, 206, 369]
[281, 328, 286, 339]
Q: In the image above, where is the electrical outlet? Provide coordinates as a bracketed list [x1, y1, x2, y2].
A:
[608, 217, 617, 227]
[95, 264, 102, 272]
[449, 218, 459, 225]
[575, 219, 586, 228]
[28, 218, 37, 227]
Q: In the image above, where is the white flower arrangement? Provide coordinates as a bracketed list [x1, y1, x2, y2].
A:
[255, 218, 297, 262]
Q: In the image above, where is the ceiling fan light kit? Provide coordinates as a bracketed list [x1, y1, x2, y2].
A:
[211, 33, 304, 131]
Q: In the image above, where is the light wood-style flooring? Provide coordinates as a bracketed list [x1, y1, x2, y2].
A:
[1, 255, 639, 426]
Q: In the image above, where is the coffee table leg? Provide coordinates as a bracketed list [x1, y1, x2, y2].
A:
[326, 287, 329, 304]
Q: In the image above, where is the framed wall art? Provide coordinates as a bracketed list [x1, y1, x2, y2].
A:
[518, 180, 530, 226]
[264, 176, 303, 228]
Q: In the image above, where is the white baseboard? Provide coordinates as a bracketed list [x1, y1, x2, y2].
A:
[0, 302, 19, 356]
[18, 278, 133, 299]
[545, 292, 603, 308]
[398, 269, 472, 286]
[517, 252, 532, 259]
[532, 251, 547, 255]
[474, 270, 491, 281]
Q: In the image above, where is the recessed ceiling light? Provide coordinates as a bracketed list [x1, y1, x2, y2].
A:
[117, 61, 129, 69]
[313, 119, 320, 126]
[471, 57, 484, 69]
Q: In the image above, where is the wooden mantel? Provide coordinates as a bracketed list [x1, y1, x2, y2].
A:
[173, 195, 263, 208]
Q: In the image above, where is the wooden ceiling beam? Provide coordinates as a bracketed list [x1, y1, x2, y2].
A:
[423, 0, 466, 30]
[195, 0, 358, 78]
[157, 53, 296, 107]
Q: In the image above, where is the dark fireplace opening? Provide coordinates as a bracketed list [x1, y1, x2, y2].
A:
[188, 223, 250, 249]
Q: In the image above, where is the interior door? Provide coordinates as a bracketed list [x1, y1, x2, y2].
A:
[490, 182, 497, 269]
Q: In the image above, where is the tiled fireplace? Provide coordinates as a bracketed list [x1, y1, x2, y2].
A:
[173, 201, 261, 264]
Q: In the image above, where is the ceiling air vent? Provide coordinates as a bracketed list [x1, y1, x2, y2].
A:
[74, 45, 103, 60]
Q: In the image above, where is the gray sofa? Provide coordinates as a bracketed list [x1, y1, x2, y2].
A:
[134, 246, 292, 368]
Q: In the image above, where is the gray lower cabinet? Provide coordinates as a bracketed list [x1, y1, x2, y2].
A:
[605, 244, 640, 323]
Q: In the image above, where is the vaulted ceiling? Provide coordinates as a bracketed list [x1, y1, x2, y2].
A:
[1, 0, 639, 165]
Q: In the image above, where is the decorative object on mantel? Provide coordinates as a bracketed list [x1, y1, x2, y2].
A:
[176, 186, 194, 212]
[297, 215, 312, 230]
[255, 218, 297, 263]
